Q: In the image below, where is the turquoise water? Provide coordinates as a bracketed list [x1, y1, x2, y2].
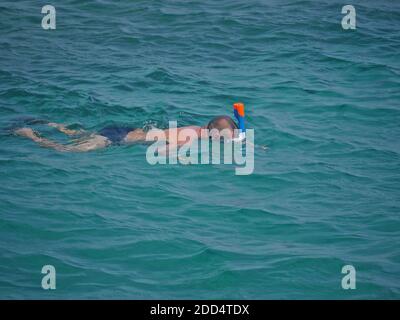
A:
[1, 0, 400, 299]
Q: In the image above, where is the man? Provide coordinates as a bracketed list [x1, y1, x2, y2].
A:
[15, 116, 239, 152]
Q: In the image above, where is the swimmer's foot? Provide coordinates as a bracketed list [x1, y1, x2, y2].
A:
[15, 127, 41, 142]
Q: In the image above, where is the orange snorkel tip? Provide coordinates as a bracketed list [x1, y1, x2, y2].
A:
[233, 102, 246, 142]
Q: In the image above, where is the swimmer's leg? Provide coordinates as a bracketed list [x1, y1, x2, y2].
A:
[15, 128, 110, 152]
[47, 122, 85, 136]
[67, 134, 111, 152]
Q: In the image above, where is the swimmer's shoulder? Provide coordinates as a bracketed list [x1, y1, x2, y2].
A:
[163, 125, 202, 141]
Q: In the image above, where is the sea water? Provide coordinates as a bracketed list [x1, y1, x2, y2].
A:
[0, 0, 399, 299]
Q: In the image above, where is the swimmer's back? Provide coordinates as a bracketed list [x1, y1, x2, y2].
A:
[98, 126, 136, 144]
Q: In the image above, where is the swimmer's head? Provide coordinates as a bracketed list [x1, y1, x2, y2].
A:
[207, 115, 238, 140]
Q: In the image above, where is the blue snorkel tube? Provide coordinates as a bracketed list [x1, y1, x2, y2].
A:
[233, 102, 246, 142]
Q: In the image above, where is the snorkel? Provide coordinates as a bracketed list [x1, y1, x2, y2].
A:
[232, 102, 246, 142]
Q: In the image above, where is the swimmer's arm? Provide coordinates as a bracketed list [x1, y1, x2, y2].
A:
[157, 137, 192, 156]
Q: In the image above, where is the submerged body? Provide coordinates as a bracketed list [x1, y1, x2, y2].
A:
[15, 116, 237, 152]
